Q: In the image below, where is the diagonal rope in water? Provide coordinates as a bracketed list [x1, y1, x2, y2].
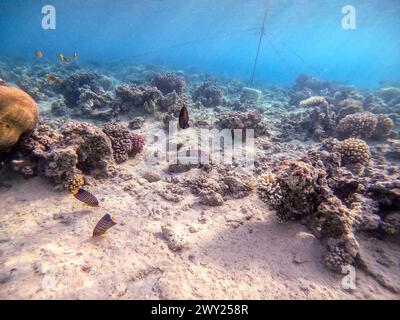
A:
[250, 1, 269, 85]
[121, 27, 259, 62]
[266, 30, 325, 79]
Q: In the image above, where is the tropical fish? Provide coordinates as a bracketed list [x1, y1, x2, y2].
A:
[45, 74, 63, 84]
[59, 53, 70, 63]
[34, 50, 43, 58]
[71, 188, 100, 207]
[179, 106, 189, 129]
[73, 52, 78, 60]
[93, 214, 117, 237]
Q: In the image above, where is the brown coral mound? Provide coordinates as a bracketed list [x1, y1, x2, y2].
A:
[336, 98, 364, 120]
[12, 121, 114, 186]
[216, 111, 269, 138]
[336, 112, 377, 139]
[0, 86, 39, 150]
[151, 73, 185, 95]
[299, 96, 328, 108]
[102, 122, 132, 164]
[372, 114, 393, 140]
[257, 151, 362, 273]
[192, 81, 223, 108]
[336, 138, 370, 165]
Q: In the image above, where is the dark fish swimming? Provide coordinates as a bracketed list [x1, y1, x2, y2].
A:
[93, 214, 117, 237]
[179, 106, 189, 129]
[71, 188, 100, 207]
[59, 53, 70, 62]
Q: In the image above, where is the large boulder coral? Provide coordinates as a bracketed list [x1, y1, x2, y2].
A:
[0, 86, 39, 151]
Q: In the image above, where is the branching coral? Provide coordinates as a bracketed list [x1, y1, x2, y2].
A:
[336, 112, 377, 139]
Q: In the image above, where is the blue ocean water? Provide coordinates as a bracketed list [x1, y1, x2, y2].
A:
[0, 0, 399, 87]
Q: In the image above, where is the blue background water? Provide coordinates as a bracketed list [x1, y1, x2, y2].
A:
[0, 0, 399, 87]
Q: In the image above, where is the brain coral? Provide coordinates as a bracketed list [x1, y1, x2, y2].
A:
[0, 86, 39, 151]
[336, 112, 377, 139]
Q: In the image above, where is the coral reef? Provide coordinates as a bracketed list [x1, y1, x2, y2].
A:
[130, 133, 145, 156]
[372, 114, 393, 140]
[113, 84, 162, 116]
[0, 86, 39, 151]
[8, 121, 114, 187]
[216, 111, 269, 137]
[192, 81, 223, 108]
[335, 138, 370, 165]
[335, 98, 364, 120]
[336, 112, 377, 139]
[102, 122, 133, 164]
[150, 73, 185, 95]
[257, 151, 362, 273]
[299, 96, 328, 108]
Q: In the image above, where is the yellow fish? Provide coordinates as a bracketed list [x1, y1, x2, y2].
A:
[35, 50, 43, 58]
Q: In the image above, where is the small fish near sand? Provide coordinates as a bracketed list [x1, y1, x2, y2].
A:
[73, 52, 78, 61]
[34, 50, 43, 58]
[45, 74, 63, 85]
[71, 188, 100, 207]
[179, 106, 189, 129]
[93, 214, 117, 237]
[59, 53, 70, 63]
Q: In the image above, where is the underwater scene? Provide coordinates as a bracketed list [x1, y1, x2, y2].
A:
[0, 0, 399, 300]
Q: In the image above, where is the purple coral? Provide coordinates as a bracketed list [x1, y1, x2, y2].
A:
[130, 133, 145, 156]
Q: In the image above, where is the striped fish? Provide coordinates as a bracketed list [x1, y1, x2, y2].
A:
[93, 214, 117, 237]
[72, 188, 100, 207]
